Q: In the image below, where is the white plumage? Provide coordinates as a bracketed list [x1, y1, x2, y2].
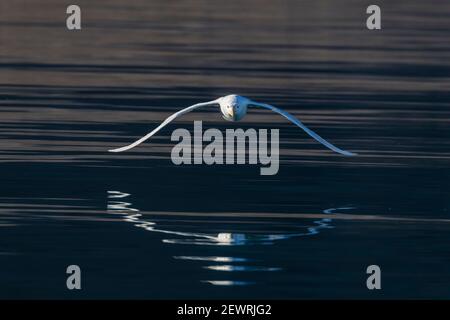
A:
[109, 94, 356, 156]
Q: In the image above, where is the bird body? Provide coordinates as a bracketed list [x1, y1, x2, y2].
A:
[219, 94, 249, 121]
[109, 94, 356, 156]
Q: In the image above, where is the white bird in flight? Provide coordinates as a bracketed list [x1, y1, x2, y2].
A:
[109, 94, 356, 156]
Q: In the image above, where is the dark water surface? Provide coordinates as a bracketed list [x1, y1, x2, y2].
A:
[0, 0, 450, 298]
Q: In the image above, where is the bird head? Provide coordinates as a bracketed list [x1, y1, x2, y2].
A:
[219, 94, 249, 121]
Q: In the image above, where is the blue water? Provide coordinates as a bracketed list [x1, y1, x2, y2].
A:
[0, 0, 449, 298]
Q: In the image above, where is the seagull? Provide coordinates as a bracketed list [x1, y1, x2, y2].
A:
[109, 94, 356, 156]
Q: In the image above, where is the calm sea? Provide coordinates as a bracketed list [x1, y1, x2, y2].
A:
[0, 0, 449, 298]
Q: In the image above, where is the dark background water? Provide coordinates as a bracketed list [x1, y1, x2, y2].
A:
[0, 0, 449, 299]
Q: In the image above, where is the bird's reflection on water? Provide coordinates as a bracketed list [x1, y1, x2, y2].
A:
[107, 190, 354, 285]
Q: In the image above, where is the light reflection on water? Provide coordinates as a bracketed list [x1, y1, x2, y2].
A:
[0, 191, 449, 296]
[107, 190, 354, 285]
[174, 256, 248, 263]
[201, 280, 254, 286]
[107, 190, 343, 245]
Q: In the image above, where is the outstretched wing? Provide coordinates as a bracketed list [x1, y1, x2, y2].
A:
[249, 102, 356, 156]
[109, 100, 219, 152]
